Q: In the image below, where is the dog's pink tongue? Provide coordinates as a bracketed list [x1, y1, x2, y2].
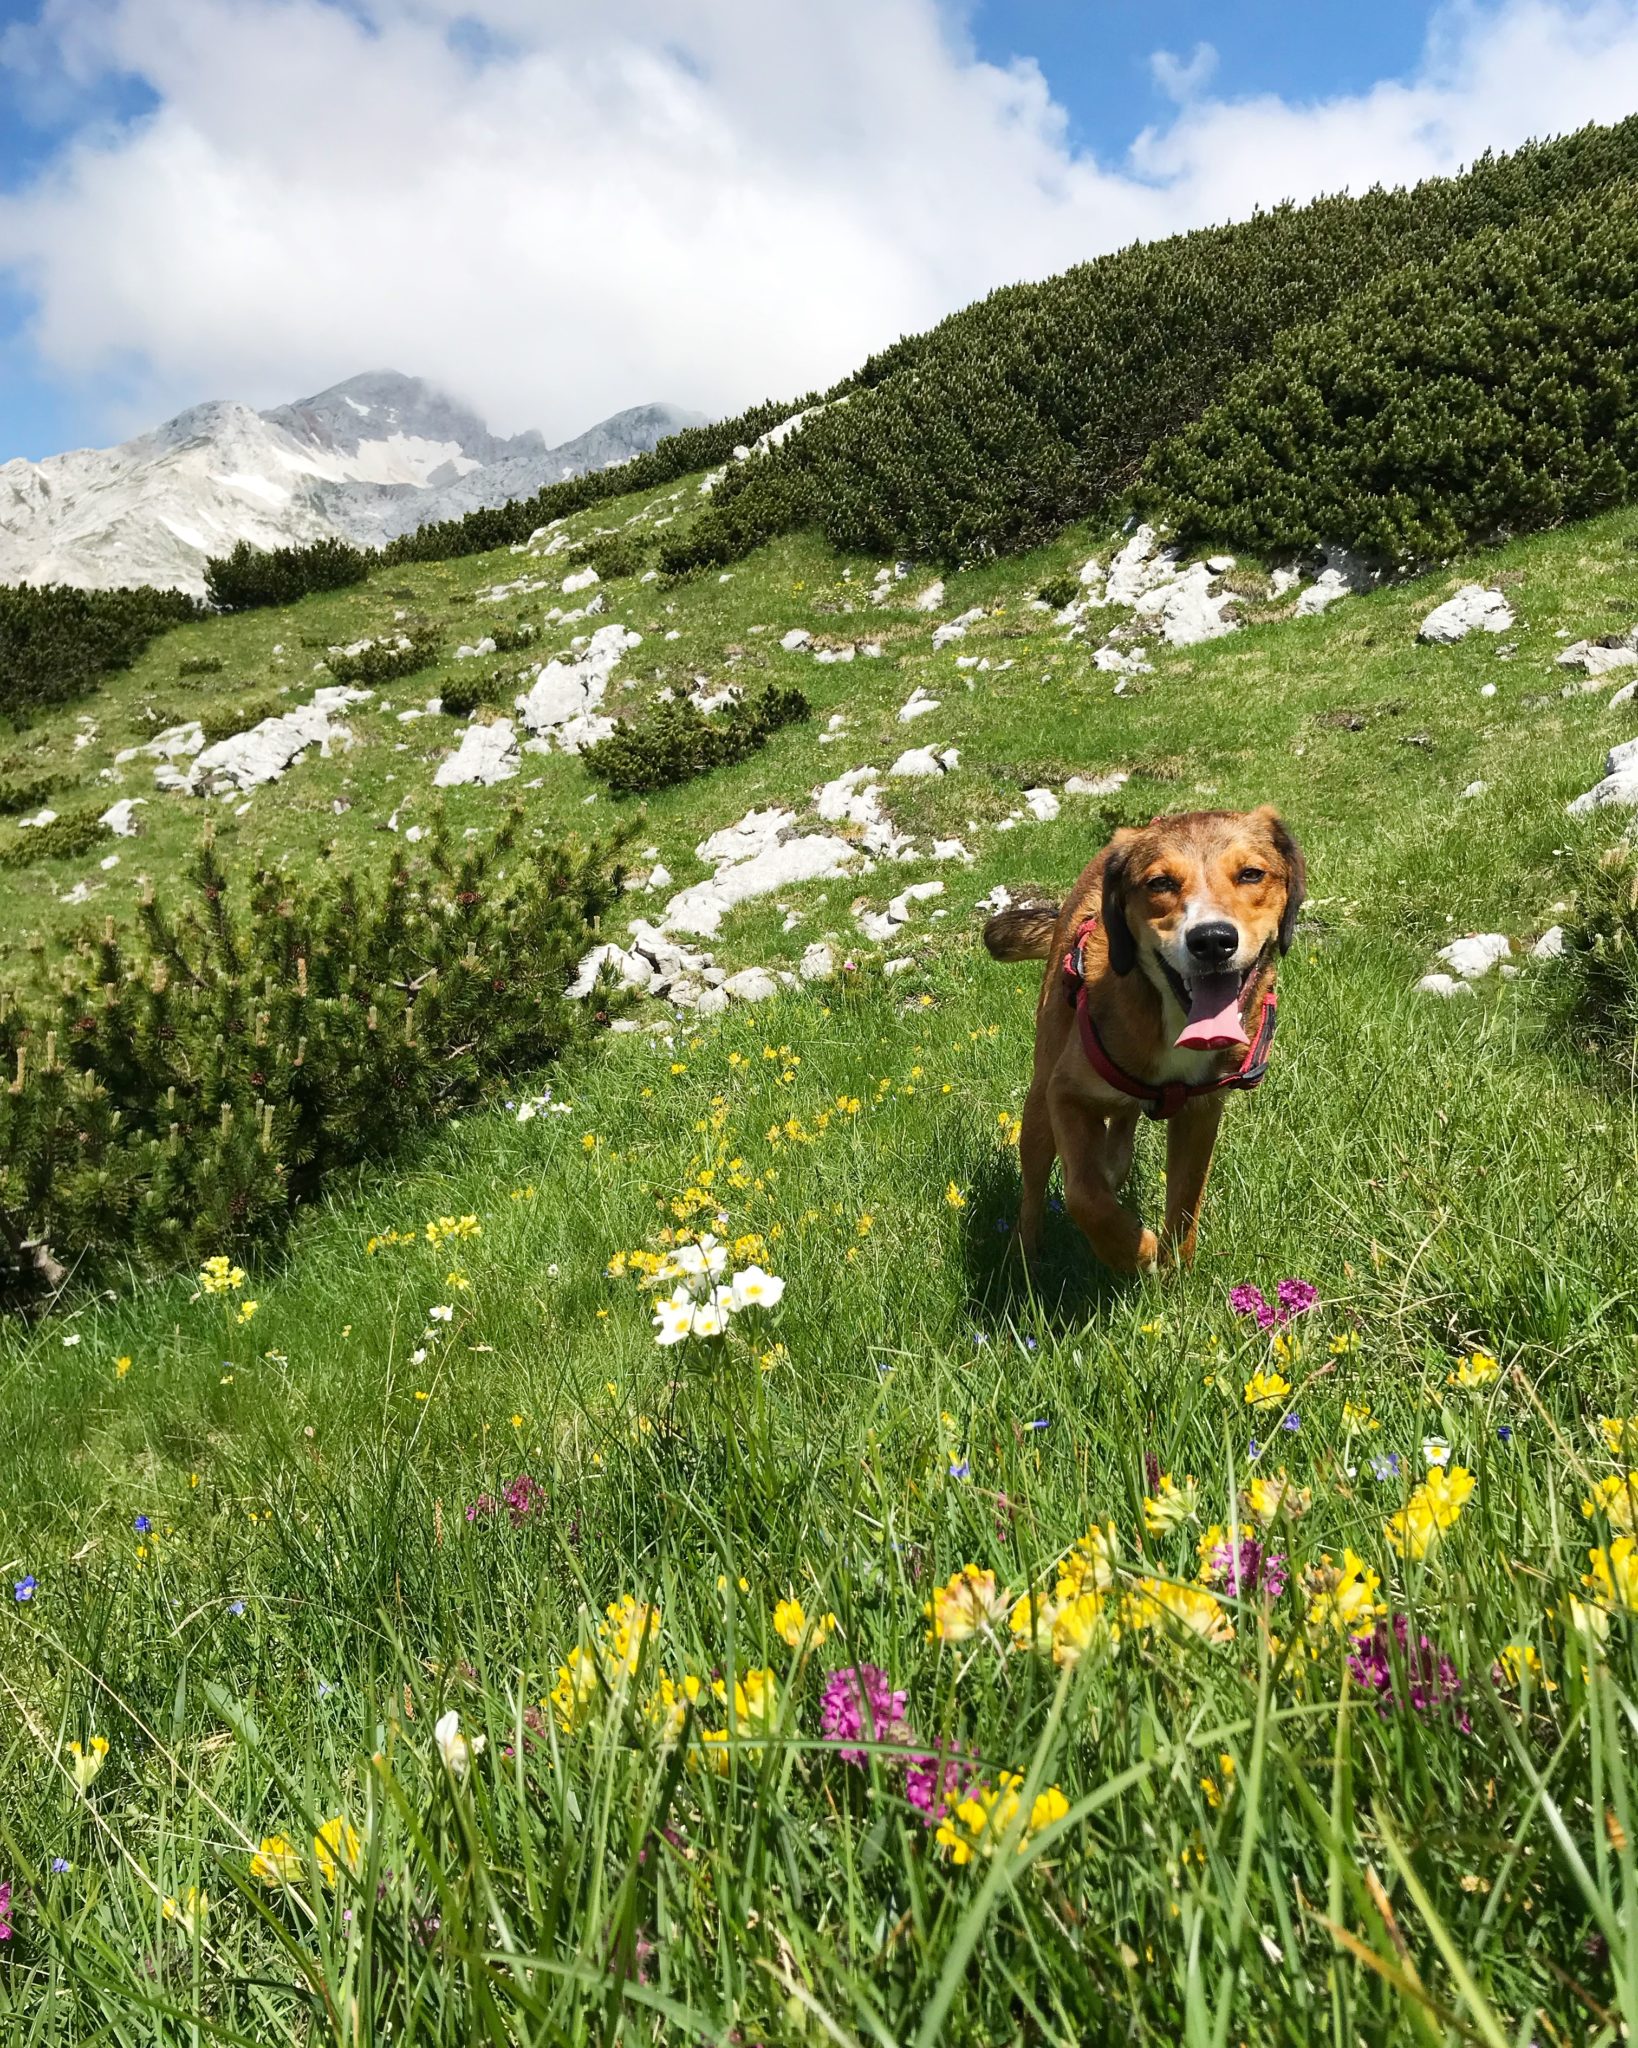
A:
[1175, 971, 1249, 1051]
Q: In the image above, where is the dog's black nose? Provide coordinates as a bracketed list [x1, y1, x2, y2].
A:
[1185, 919, 1239, 966]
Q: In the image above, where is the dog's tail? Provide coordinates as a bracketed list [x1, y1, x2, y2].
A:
[982, 900, 1061, 962]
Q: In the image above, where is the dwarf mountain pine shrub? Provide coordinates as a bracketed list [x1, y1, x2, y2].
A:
[198, 696, 283, 747]
[205, 536, 371, 611]
[586, 533, 646, 581]
[0, 810, 622, 1293]
[1036, 576, 1080, 611]
[322, 627, 441, 687]
[1561, 842, 1638, 1055]
[0, 771, 66, 816]
[1148, 189, 1638, 559]
[0, 583, 201, 721]
[661, 117, 1638, 573]
[177, 655, 225, 679]
[582, 684, 810, 797]
[0, 807, 107, 869]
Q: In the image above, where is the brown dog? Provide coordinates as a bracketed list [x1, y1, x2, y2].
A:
[983, 807, 1304, 1275]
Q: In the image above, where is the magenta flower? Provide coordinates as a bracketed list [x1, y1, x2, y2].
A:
[1209, 1538, 1288, 1601]
[1229, 1279, 1318, 1329]
[904, 1738, 976, 1824]
[1348, 1616, 1468, 1729]
[0, 1880, 11, 1941]
[502, 1473, 547, 1526]
[1276, 1279, 1319, 1317]
[1228, 1284, 1274, 1326]
[820, 1665, 910, 1766]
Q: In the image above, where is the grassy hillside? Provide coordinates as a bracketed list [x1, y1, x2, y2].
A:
[1, 465, 1637, 2041]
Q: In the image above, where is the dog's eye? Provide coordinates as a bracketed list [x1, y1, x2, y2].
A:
[1236, 866, 1267, 886]
[1144, 874, 1180, 896]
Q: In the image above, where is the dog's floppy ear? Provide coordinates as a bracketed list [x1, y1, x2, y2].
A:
[1258, 808, 1307, 955]
[1100, 834, 1138, 975]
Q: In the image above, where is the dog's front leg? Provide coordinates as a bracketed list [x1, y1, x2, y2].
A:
[1160, 1095, 1225, 1268]
[1052, 1090, 1158, 1274]
[1014, 1081, 1056, 1264]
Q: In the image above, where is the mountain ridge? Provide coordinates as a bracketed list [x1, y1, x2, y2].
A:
[0, 371, 705, 594]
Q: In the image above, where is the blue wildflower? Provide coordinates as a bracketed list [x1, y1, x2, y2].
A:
[132, 1514, 151, 1533]
[14, 1576, 36, 1602]
[1370, 1452, 1402, 1482]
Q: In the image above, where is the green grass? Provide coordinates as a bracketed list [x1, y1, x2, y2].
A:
[2, 476, 1637, 2042]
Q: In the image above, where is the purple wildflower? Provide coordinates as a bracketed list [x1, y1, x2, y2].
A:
[903, 1738, 975, 1824]
[1276, 1279, 1319, 1318]
[132, 1514, 151, 1534]
[503, 1473, 547, 1526]
[947, 1460, 971, 1481]
[0, 1881, 11, 1940]
[820, 1665, 910, 1766]
[1281, 1411, 1301, 1432]
[50, 1859, 69, 1875]
[1369, 1452, 1401, 1483]
[13, 1576, 35, 1602]
[1210, 1538, 1288, 1601]
[465, 1493, 498, 1523]
[1348, 1615, 1468, 1728]
[1229, 1284, 1273, 1326]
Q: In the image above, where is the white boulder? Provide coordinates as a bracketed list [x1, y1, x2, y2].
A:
[561, 565, 600, 595]
[780, 628, 812, 652]
[724, 966, 779, 1004]
[434, 718, 520, 788]
[1418, 585, 1514, 644]
[890, 746, 959, 778]
[98, 797, 147, 837]
[1434, 933, 1512, 981]
[1416, 973, 1476, 1000]
[1022, 787, 1061, 822]
[897, 686, 941, 723]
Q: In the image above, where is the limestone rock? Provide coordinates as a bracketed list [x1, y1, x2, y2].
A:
[1416, 973, 1476, 999]
[890, 745, 959, 778]
[897, 686, 940, 723]
[799, 941, 837, 981]
[724, 966, 778, 1003]
[1418, 585, 1514, 644]
[1434, 933, 1511, 981]
[434, 718, 520, 788]
[1567, 735, 1638, 815]
[99, 797, 147, 837]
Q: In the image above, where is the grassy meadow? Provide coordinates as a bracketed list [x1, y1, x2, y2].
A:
[1, 471, 1637, 2043]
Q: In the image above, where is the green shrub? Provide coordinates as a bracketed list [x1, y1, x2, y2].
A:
[0, 583, 201, 721]
[586, 533, 645, 581]
[1561, 843, 1638, 1054]
[323, 627, 440, 687]
[488, 622, 537, 654]
[0, 811, 622, 1293]
[196, 696, 283, 747]
[582, 683, 809, 797]
[437, 674, 489, 718]
[177, 655, 224, 678]
[659, 118, 1638, 574]
[1148, 189, 1638, 559]
[0, 771, 66, 816]
[0, 806, 106, 869]
[205, 536, 371, 611]
[1036, 575, 1080, 611]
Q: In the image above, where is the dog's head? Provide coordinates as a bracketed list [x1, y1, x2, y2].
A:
[1101, 807, 1306, 1050]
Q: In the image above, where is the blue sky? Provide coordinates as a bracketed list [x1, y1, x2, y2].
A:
[0, 1, 1634, 462]
[967, 1, 1431, 154]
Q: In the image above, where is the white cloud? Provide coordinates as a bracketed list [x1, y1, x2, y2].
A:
[2, 0, 1638, 445]
[1150, 42, 1219, 104]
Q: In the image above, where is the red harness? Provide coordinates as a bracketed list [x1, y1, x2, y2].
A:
[1061, 915, 1278, 1121]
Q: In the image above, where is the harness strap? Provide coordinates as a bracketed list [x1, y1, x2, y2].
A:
[1062, 913, 1279, 1121]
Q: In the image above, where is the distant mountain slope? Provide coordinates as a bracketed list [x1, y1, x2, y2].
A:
[0, 372, 704, 594]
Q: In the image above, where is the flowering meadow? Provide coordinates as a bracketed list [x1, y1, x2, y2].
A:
[2, 487, 1638, 2042]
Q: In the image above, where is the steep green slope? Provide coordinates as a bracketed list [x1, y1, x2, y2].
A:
[1, 463, 1636, 2038]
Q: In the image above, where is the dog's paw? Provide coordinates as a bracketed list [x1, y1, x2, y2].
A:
[1136, 1227, 1160, 1275]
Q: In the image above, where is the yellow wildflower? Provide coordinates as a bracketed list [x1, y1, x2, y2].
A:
[67, 1734, 109, 1790]
[925, 1564, 1010, 1644]
[1139, 1579, 1235, 1647]
[115, 1355, 132, 1380]
[1055, 1522, 1119, 1600]
[250, 1835, 303, 1887]
[1341, 1399, 1378, 1431]
[1495, 1643, 1555, 1692]
[235, 1300, 258, 1325]
[945, 1182, 967, 1209]
[936, 1772, 1068, 1863]
[312, 1815, 361, 1888]
[548, 1645, 601, 1733]
[1585, 1535, 1638, 1615]
[1245, 1470, 1312, 1527]
[1051, 1590, 1117, 1668]
[1597, 1416, 1638, 1459]
[1303, 1550, 1386, 1640]
[772, 1596, 836, 1648]
[1142, 1473, 1199, 1536]
[1449, 1350, 1500, 1391]
[162, 1887, 209, 1938]
[1583, 1474, 1638, 1532]
[197, 1256, 245, 1295]
[1385, 1465, 1476, 1560]
[1243, 1368, 1291, 1411]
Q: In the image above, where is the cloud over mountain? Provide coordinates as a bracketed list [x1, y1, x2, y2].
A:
[4, 1, 1638, 446]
